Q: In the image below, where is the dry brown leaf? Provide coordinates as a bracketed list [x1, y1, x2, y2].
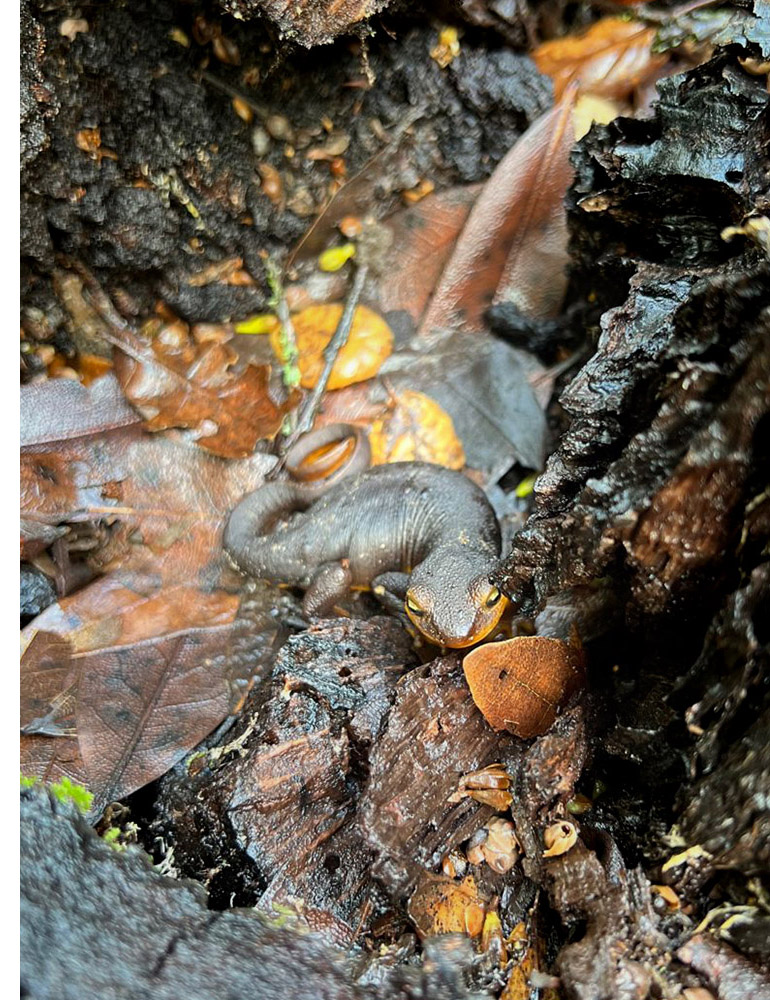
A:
[418, 91, 577, 335]
[463, 635, 587, 738]
[113, 321, 296, 458]
[369, 389, 465, 469]
[21, 375, 275, 583]
[273, 304, 393, 390]
[20, 578, 291, 814]
[377, 185, 480, 326]
[532, 17, 668, 102]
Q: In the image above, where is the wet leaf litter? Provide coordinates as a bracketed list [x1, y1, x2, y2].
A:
[20, 2, 770, 999]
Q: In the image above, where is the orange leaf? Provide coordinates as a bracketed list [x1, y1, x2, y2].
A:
[408, 874, 487, 939]
[369, 389, 465, 469]
[418, 91, 577, 335]
[463, 635, 587, 738]
[276, 303, 393, 390]
[532, 17, 667, 101]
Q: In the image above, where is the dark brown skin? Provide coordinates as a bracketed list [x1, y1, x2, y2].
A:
[224, 462, 507, 648]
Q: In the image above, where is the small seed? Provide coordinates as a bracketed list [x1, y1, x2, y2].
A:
[265, 114, 294, 143]
[232, 97, 253, 123]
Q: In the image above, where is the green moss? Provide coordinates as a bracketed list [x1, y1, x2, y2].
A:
[21, 774, 94, 814]
[50, 777, 94, 813]
[101, 826, 126, 851]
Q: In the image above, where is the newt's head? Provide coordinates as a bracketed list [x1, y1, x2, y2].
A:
[404, 548, 507, 648]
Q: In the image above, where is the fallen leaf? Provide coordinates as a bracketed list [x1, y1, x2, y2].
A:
[76, 627, 232, 812]
[20, 631, 80, 738]
[463, 636, 587, 738]
[320, 330, 549, 484]
[417, 92, 578, 334]
[21, 375, 275, 583]
[369, 389, 465, 469]
[387, 331, 549, 479]
[20, 579, 292, 816]
[273, 304, 393, 390]
[22, 619, 229, 815]
[113, 318, 296, 458]
[21, 371, 140, 447]
[377, 185, 480, 327]
[26, 581, 238, 654]
[532, 17, 668, 102]
[408, 874, 487, 939]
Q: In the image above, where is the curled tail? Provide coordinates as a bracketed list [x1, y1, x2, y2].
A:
[224, 423, 370, 582]
[223, 480, 325, 581]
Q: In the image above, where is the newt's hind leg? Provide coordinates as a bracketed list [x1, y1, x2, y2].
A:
[303, 562, 353, 617]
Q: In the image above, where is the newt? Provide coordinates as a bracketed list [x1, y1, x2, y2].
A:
[224, 453, 507, 648]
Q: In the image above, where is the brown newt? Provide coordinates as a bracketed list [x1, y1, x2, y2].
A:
[224, 460, 507, 648]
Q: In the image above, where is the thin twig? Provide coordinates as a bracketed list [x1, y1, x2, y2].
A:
[293, 261, 369, 440]
[264, 256, 301, 401]
[198, 70, 269, 120]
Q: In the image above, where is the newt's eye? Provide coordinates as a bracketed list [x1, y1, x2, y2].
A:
[406, 594, 425, 617]
[484, 586, 502, 608]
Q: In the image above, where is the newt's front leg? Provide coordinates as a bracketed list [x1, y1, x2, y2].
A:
[372, 571, 426, 644]
[303, 562, 353, 617]
[371, 571, 409, 614]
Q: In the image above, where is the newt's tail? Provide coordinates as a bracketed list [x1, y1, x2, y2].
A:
[223, 479, 327, 583]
